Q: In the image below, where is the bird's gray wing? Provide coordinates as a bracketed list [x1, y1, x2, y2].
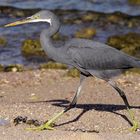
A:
[67, 45, 135, 70]
[65, 38, 109, 48]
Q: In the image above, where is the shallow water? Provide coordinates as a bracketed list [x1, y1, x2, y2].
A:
[0, 0, 140, 16]
[0, 0, 140, 68]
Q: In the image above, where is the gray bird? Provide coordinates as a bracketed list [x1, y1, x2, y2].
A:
[4, 10, 139, 131]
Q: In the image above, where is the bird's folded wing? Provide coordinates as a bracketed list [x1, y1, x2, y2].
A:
[67, 46, 134, 70]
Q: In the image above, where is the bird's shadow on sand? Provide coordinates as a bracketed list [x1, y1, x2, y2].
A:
[29, 99, 140, 127]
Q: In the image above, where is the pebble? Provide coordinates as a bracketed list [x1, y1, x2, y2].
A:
[0, 118, 10, 126]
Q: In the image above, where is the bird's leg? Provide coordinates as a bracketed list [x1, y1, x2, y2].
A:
[108, 80, 139, 132]
[27, 74, 86, 131]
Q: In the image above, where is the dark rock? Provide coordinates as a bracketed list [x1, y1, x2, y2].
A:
[107, 33, 140, 56]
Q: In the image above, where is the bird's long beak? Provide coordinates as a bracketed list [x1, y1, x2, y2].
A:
[4, 17, 32, 27]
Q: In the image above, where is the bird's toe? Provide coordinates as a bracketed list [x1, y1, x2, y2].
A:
[129, 121, 139, 132]
[26, 122, 55, 131]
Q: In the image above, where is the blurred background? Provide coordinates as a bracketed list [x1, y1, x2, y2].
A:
[0, 0, 140, 71]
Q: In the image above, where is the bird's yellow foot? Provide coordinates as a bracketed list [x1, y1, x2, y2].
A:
[26, 122, 55, 131]
[130, 120, 139, 132]
[128, 109, 139, 132]
[26, 110, 65, 131]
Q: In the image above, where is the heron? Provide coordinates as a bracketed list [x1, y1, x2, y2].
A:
[4, 10, 139, 131]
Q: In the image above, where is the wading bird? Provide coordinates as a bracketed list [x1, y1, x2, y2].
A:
[4, 10, 139, 131]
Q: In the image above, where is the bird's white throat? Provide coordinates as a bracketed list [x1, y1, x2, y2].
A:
[30, 18, 52, 25]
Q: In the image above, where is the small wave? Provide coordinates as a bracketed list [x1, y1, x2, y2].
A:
[0, 0, 140, 16]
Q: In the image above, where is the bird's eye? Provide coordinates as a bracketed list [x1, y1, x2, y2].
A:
[34, 15, 40, 19]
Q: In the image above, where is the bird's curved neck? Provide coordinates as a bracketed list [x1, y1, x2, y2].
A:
[40, 13, 60, 37]
[40, 15, 60, 59]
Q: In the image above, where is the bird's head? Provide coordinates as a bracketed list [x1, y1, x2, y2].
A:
[4, 10, 53, 27]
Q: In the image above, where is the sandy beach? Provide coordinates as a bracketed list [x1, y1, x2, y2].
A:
[0, 69, 139, 139]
